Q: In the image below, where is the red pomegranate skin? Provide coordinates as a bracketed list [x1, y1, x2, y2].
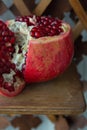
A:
[23, 24, 74, 83]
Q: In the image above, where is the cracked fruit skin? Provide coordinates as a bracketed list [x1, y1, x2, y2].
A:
[23, 24, 74, 83]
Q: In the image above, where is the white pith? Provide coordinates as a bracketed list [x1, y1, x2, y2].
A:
[3, 69, 15, 83]
[2, 19, 68, 85]
[8, 21, 32, 71]
[62, 23, 68, 32]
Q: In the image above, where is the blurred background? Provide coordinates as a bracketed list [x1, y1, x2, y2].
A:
[0, 0, 87, 130]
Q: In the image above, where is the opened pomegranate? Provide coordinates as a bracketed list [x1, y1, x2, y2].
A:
[0, 20, 25, 97]
[6, 15, 74, 83]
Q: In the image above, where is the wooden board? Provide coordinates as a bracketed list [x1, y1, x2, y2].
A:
[0, 62, 85, 115]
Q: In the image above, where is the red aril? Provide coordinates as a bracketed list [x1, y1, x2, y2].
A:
[7, 15, 74, 83]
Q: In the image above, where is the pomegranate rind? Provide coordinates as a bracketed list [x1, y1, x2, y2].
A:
[23, 23, 74, 82]
[0, 79, 25, 97]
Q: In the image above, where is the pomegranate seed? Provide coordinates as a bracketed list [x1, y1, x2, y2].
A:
[48, 19, 53, 23]
[35, 31, 42, 38]
[45, 27, 50, 32]
[30, 31, 35, 37]
[0, 37, 3, 41]
[0, 21, 3, 26]
[50, 29, 57, 36]
[52, 25, 57, 29]
[3, 66, 10, 73]
[48, 25, 51, 29]
[4, 82, 14, 92]
[9, 31, 14, 36]
[43, 21, 49, 25]
[0, 76, 3, 84]
[10, 37, 15, 44]
[0, 61, 3, 67]
[31, 27, 38, 32]
[8, 87, 15, 92]
[36, 16, 41, 22]
[39, 23, 43, 27]
[11, 63, 16, 70]
[4, 36, 9, 42]
[7, 47, 14, 53]
[16, 70, 23, 78]
[24, 18, 28, 22]
[2, 25, 7, 30]
[2, 31, 8, 36]
[58, 27, 63, 33]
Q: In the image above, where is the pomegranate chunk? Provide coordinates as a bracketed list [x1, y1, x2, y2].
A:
[8, 15, 74, 83]
[0, 20, 25, 97]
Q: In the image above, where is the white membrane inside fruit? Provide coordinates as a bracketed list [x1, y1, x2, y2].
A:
[61, 23, 68, 32]
[3, 69, 15, 83]
[8, 21, 32, 71]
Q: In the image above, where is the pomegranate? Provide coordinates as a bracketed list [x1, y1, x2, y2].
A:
[0, 20, 25, 97]
[7, 15, 74, 83]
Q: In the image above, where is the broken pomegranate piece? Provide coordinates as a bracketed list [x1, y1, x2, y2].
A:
[6, 15, 74, 83]
[0, 20, 25, 97]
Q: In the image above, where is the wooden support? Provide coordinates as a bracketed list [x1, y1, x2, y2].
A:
[0, 62, 85, 115]
[47, 115, 57, 122]
[69, 0, 87, 30]
[33, 0, 52, 16]
[0, 1, 8, 15]
[72, 20, 84, 41]
[13, 0, 31, 15]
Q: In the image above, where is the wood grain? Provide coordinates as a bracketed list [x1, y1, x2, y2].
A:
[69, 0, 87, 30]
[0, 62, 85, 115]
